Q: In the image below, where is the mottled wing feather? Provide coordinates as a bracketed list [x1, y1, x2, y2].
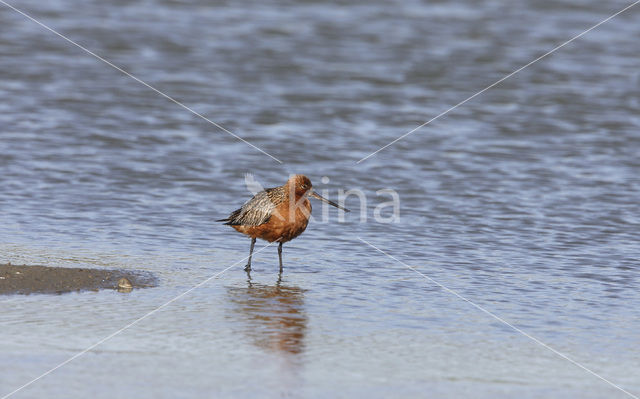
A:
[220, 186, 286, 226]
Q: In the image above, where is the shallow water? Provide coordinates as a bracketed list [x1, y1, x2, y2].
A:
[1, 0, 640, 397]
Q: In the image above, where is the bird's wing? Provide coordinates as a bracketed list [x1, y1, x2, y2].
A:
[220, 187, 285, 226]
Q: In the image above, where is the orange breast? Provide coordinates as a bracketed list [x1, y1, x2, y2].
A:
[233, 198, 312, 243]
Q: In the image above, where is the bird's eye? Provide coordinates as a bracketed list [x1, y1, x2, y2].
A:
[301, 184, 308, 189]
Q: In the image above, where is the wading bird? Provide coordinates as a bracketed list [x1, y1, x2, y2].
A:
[218, 175, 349, 271]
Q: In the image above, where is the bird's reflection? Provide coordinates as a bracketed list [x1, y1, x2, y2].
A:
[226, 270, 307, 355]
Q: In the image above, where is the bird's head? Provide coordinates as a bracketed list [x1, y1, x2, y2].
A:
[286, 174, 313, 197]
[285, 174, 349, 212]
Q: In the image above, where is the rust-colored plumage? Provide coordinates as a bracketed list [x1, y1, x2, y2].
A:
[218, 174, 348, 271]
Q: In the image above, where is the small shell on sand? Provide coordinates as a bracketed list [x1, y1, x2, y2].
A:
[117, 277, 133, 292]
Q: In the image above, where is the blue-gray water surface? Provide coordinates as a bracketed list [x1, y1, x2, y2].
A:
[1, 0, 640, 398]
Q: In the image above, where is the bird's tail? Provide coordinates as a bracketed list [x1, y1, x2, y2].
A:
[217, 209, 242, 225]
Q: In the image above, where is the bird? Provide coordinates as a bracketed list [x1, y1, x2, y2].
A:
[217, 174, 349, 271]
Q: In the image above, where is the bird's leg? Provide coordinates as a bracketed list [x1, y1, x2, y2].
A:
[278, 242, 283, 272]
[245, 237, 256, 271]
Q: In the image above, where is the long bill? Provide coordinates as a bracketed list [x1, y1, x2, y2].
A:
[310, 192, 350, 212]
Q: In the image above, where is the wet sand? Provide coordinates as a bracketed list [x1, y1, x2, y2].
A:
[0, 264, 157, 295]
